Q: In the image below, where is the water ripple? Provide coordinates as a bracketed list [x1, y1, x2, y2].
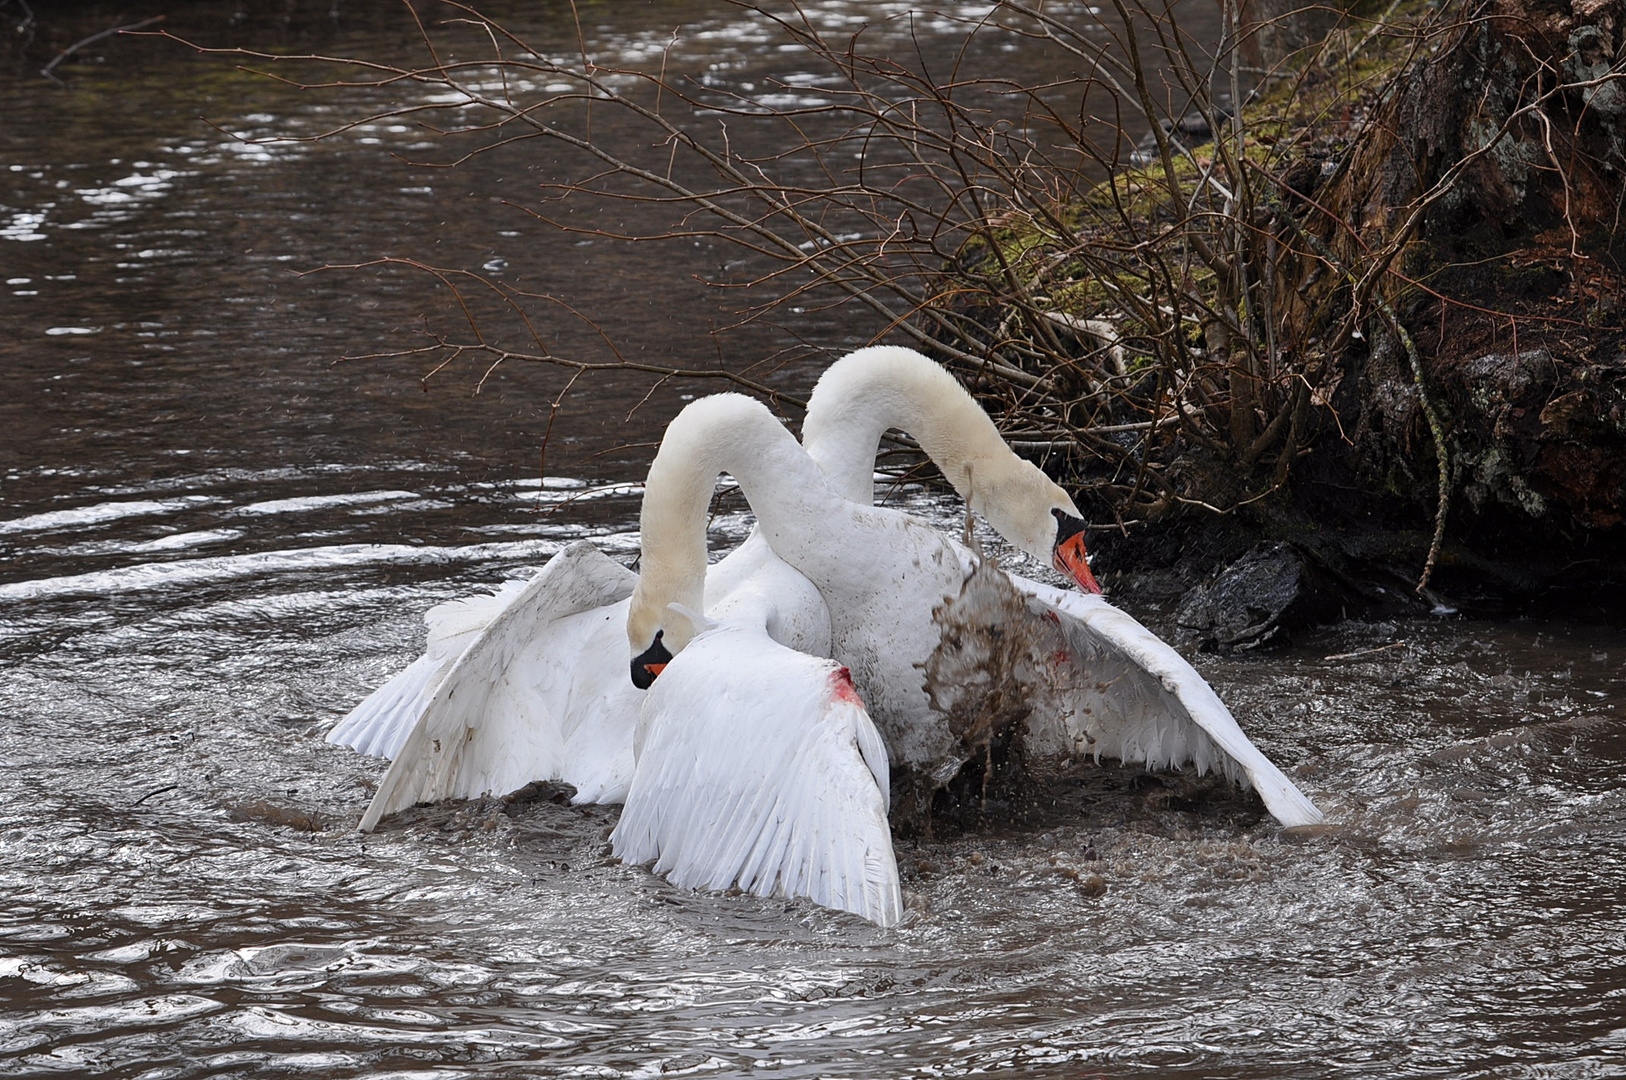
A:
[0, 539, 581, 601]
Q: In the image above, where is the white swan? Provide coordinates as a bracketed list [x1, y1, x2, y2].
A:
[331, 346, 1095, 828]
[626, 391, 1323, 830]
[337, 347, 1319, 841]
[790, 349, 1323, 826]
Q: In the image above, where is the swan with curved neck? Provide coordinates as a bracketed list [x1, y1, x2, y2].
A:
[803, 346, 1101, 591]
[335, 346, 1318, 836]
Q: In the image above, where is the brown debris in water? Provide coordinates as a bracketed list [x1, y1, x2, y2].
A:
[904, 553, 1071, 832]
[226, 800, 327, 833]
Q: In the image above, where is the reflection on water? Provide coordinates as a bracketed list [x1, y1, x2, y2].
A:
[2, 3, 1623, 1078]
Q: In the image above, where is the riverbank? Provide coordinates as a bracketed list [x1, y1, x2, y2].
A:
[943, 0, 1626, 640]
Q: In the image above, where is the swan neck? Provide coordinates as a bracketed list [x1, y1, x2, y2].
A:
[631, 395, 841, 652]
[802, 346, 1008, 508]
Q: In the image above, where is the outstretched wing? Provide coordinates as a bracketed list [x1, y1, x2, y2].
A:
[612, 623, 901, 927]
[357, 541, 638, 832]
[329, 577, 535, 759]
[1010, 574, 1323, 828]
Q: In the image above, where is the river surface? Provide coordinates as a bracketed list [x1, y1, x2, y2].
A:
[3, 3, 1624, 1077]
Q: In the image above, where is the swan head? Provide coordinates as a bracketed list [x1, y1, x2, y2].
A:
[630, 601, 720, 689]
[630, 628, 673, 690]
[963, 453, 1103, 594]
[628, 597, 705, 690]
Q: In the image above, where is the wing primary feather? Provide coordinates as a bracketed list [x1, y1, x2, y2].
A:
[1008, 573, 1323, 828]
[614, 627, 901, 925]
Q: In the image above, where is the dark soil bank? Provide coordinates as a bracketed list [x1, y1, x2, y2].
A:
[1084, 0, 1626, 642]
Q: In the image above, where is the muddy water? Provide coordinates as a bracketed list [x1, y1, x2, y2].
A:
[3, 3, 1624, 1077]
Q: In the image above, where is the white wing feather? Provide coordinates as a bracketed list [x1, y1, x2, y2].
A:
[357, 541, 638, 831]
[327, 652, 442, 759]
[612, 623, 902, 927]
[328, 577, 534, 758]
[1009, 573, 1323, 828]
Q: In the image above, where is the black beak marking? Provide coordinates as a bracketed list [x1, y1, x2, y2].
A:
[1052, 506, 1087, 546]
[630, 629, 673, 690]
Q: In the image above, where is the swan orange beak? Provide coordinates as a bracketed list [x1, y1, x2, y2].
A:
[1053, 532, 1103, 594]
[1050, 510, 1104, 594]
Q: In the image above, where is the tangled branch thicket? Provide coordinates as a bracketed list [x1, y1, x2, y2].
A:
[169, 0, 1625, 584]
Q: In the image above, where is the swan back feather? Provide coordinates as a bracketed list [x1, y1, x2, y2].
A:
[613, 619, 902, 927]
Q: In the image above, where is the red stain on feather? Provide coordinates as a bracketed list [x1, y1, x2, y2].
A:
[829, 666, 866, 706]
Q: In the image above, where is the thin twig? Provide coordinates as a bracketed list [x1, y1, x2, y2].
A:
[41, 15, 164, 83]
[134, 784, 178, 806]
[1323, 641, 1408, 662]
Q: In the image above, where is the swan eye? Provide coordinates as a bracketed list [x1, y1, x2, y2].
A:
[630, 629, 674, 689]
